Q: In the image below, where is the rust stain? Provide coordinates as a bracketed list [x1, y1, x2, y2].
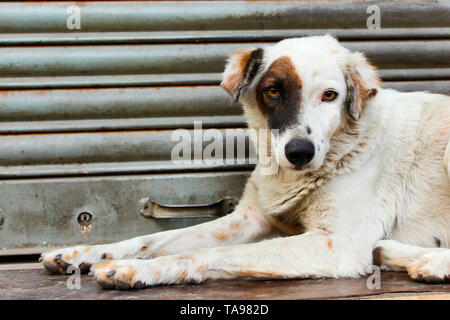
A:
[11, 243, 37, 249]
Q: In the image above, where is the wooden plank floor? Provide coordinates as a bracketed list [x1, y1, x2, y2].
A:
[0, 266, 448, 300]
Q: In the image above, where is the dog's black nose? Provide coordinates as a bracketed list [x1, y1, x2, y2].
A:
[285, 139, 315, 167]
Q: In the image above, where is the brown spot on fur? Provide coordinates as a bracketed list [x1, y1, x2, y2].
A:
[123, 269, 136, 282]
[221, 48, 258, 98]
[83, 247, 91, 253]
[270, 215, 304, 236]
[152, 250, 167, 258]
[177, 270, 187, 282]
[72, 250, 78, 258]
[93, 261, 112, 269]
[154, 270, 162, 279]
[215, 232, 229, 242]
[327, 239, 333, 250]
[255, 56, 303, 132]
[239, 270, 279, 278]
[330, 49, 339, 54]
[196, 264, 206, 271]
[140, 246, 149, 252]
[320, 230, 333, 236]
[230, 222, 241, 231]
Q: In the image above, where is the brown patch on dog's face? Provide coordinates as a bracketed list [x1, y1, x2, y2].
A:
[256, 56, 302, 133]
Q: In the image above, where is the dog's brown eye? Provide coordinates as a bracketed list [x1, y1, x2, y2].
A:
[322, 90, 338, 102]
[265, 87, 280, 98]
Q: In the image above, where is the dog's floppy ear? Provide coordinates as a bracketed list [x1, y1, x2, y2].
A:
[221, 47, 264, 102]
[345, 52, 381, 121]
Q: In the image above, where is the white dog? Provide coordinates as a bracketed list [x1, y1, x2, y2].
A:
[41, 36, 450, 289]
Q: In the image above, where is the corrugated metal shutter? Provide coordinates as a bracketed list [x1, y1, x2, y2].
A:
[0, 1, 449, 254]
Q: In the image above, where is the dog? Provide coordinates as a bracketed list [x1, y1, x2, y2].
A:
[40, 36, 450, 289]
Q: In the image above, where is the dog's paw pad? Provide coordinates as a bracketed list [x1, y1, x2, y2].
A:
[407, 253, 449, 284]
[91, 261, 144, 290]
[43, 261, 64, 275]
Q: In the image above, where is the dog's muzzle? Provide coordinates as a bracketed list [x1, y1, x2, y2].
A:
[285, 138, 315, 168]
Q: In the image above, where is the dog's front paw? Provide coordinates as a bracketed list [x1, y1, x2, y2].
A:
[407, 252, 450, 284]
[90, 256, 204, 290]
[90, 260, 153, 290]
[40, 245, 115, 275]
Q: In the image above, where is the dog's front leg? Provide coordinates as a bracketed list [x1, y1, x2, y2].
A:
[91, 230, 374, 289]
[41, 179, 275, 275]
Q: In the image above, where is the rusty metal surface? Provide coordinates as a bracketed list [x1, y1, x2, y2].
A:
[0, 41, 449, 78]
[0, 86, 243, 132]
[0, 171, 250, 252]
[0, 1, 448, 33]
[0, 269, 448, 300]
[0, 0, 448, 253]
[0, 81, 447, 134]
[0, 129, 255, 177]
[1, 28, 450, 46]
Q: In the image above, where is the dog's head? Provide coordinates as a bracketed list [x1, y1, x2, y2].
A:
[221, 35, 381, 172]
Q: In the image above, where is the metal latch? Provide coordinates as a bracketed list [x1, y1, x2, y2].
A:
[138, 197, 239, 219]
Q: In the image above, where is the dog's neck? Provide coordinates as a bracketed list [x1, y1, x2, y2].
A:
[253, 108, 378, 218]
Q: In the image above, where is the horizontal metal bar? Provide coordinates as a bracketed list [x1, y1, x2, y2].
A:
[1, 69, 449, 90]
[0, 129, 256, 177]
[0, 73, 221, 89]
[0, 86, 239, 121]
[378, 69, 450, 81]
[0, 41, 449, 78]
[384, 80, 450, 94]
[0, 116, 247, 134]
[0, 171, 250, 251]
[1, 28, 449, 45]
[0, 1, 447, 33]
[0, 81, 447, 134]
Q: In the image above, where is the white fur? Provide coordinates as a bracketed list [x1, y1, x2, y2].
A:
[42, 36, 450, 289]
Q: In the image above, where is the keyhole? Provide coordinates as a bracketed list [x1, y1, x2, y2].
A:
[77, 212, 92, 226]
